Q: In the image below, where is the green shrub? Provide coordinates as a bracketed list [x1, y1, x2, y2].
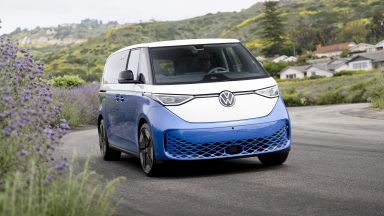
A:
[281, 92, 315, 107]
[262, 61, 290, 77]
[285, 87, 296, 94]
[334, 71, 354, 77]
[308, 75, 325, 80]
[317, 91, 346, 105]
[52, 75, 85, 88]
[366, 77, 384, 109]
[282, 94, 300, 106]
[371, 97, 384, 109]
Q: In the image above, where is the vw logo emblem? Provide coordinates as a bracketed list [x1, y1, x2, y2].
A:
[219, 91, 236, 107]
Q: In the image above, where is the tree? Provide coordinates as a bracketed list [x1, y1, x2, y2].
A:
[314, 25, 339, 46]
[342, 19, 369, 43]
[367, 10, 384, 43]
[260, 1, 286, 56]
[289, 25, 317, 54]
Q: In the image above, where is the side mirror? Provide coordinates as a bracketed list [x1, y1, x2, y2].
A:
[118, 70, 139, 84]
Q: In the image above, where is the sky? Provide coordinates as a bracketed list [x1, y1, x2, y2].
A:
[0, 0, 263, 34]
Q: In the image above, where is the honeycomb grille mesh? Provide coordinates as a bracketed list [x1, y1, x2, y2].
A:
[165, 124, 289, 159]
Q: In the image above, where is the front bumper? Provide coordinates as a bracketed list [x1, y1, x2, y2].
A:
[146, 97, 291, 161]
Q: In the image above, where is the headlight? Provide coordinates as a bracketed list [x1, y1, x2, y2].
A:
[255, 86, 279, 98]
[146, 93, 194, 106]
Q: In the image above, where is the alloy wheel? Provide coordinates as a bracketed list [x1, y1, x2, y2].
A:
[139, 126, 154, 173]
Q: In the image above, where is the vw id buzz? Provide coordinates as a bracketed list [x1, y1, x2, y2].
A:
[98, 39, 291, 176]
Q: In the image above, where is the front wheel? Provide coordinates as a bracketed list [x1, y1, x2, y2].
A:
[258, 151, 289, 166]
[139, 123, 160, 176]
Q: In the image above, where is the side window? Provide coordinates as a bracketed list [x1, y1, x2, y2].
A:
[138, 48, 150, 84]
[127, 49, 140, 79]
[103, 50, 129, 84]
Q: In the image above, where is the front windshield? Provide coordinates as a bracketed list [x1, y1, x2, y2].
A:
[150, 43, 269, 85]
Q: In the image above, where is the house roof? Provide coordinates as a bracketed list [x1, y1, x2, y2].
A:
[360, 51, 384, 62]
[327, 58, 350, 70]
[315, 42, 355, 54]
[375, 40, 384, 47]
[279, 65, 310, 74]
[306, 58, 349, 71]
[272, 55, 288, 62]
[348, 51, 384, 63]
[351, 43, 375, 47]
[311, 63, 328, 71]
[307, 63, 336, 74]
[349, 43, 376, 51]
[307, 58, 331, 64]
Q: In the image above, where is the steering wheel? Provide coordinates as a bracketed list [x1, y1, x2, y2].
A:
[208, 67, 228, 74]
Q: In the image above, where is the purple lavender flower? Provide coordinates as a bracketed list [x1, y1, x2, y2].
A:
[19, 149, 28, 156]
[1, 37, 68, 178]
[45, 175, 53, 184]
[22, 109, 36, 115]
[2, 96, 11, 103]
[60, 122, 70, 130]
[54, 158, 69, 172]
[43, 128, 53, 138]
[2, 127, 13, 136]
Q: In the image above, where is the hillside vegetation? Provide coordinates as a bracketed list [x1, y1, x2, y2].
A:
[7, 0, 384, 81]
[278, 70, 384, 109]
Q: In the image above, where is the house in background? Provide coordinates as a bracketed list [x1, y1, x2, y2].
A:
[306, 64, 334, 78]
[327, 58, 350, 72]
[272, 55, 298, 63]
[347, 51, 384, 71]
[279, 57, 351, 79]
[314, 42, 356, 58]
[279, 64, 333, 80]
[279, 65, 310, 79]
[349, 43, 376, 54]
[375, 40, 384, 51]
[256, 56, 267, 62]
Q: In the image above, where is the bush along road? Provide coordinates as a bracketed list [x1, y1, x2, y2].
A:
[0, 37, 123, 216]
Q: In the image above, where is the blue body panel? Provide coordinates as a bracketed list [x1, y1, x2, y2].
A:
[99, 92, 291, 161]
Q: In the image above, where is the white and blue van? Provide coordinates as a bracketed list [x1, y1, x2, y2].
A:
[98, 39, 291, 176]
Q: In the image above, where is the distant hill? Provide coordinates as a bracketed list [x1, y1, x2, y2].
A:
[5, 0, 384, 81]
[3, 19, 118, 58]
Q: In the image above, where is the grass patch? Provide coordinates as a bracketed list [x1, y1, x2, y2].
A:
[0, 159, 124, 216]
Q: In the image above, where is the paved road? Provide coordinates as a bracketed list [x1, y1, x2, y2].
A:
[61, 103, 384, 216]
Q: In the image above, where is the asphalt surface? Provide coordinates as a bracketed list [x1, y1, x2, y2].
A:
[61, 103, 384, 216]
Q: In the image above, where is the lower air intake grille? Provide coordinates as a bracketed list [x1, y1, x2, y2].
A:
[165, 124, 289, 159]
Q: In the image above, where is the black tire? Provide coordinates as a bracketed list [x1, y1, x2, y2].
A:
[98, 119, 121, 161]
[139, 123, 160, 176]
[258, 151, 289, 166]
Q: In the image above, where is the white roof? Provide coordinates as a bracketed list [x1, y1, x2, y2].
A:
[272, 55, 288, 62]
[376, 40, 384, 47]
[111, 39, 240, 56]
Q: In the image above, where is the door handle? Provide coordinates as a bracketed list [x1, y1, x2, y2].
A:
[115, 95, 121, 102]
[115, 95, 125, 102]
